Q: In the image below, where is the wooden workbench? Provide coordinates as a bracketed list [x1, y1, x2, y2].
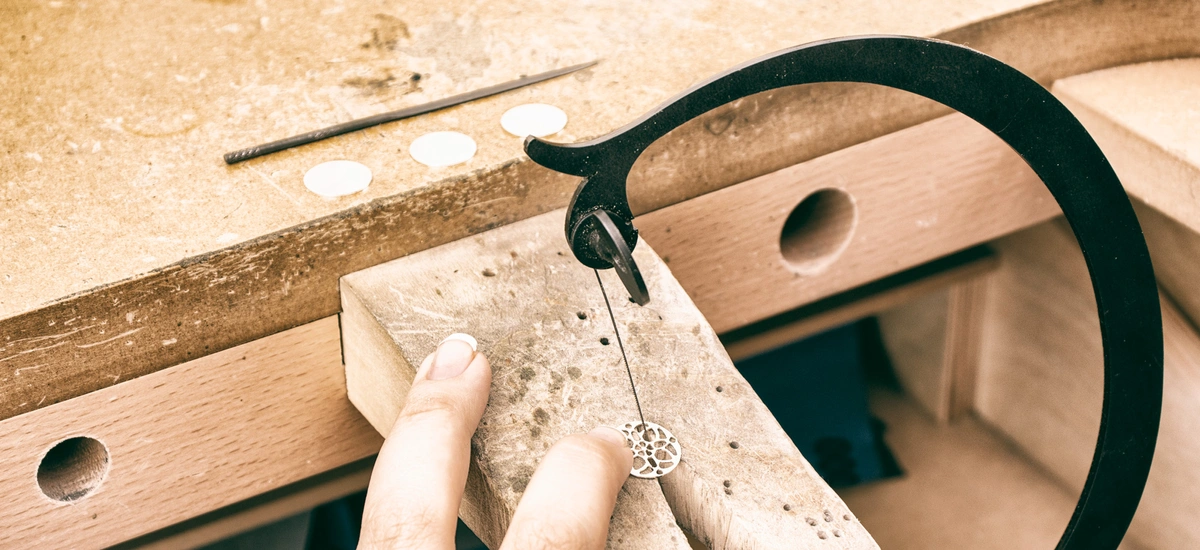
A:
[4, 0, 1200, 547]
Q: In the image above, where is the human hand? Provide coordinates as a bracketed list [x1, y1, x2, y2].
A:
[359, 333, 635, 550]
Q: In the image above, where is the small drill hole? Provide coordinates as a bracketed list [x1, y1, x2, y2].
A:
[729, 441, 740, 449]
[600, 337, 610, 346]
[37, 437, 110, 502]
[779, 188, 857, 276]
[576, 311, 587, 320]
[783, 504, 792, 511]
[715, 386, 724, 392]
[481, 268, 496, 277]
[723, 480, 732, 488]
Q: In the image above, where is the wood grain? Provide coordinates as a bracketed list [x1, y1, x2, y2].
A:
[639, 114, 1059, 333]
[877, 274, 990, 423]
[975, 220, 1200, 549]
[0, 317, 382, 549]
[8, 0, 1200, 421]
[341, 210, 875, 549]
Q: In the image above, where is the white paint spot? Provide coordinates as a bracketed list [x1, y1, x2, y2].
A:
[501, 103, 567, 138]
[216, 232, 240, 244]
[162, 339, 177, 346]
[408, 131, 477, 168]
[303, 160, 372, 198]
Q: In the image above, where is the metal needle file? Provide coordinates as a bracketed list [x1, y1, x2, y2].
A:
[223, 60, 597, 164]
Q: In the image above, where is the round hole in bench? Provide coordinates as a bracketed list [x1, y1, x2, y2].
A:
[779, 188, 857, 275]
[37, 436, 110, 502]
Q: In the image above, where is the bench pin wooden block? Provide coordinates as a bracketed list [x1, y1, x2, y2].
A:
[340, 210, 876, 549]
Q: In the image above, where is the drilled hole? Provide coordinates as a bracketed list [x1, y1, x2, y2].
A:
[715, 385, 724, 393]
[779, 188, 857, 276]
[576, 311, 587, 320]
[600, 337, 610, 346]
[37, 437, 110, 502]
[729, 441, 740, 449]
[481, 268, 496, 277]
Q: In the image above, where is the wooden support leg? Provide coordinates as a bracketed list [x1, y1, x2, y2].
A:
[339, 210, 876, 549]
[876, 261, 993, 423]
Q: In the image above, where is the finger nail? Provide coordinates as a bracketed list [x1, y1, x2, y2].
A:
[590, 426, 629, 448]
[429, 333, 477, 380]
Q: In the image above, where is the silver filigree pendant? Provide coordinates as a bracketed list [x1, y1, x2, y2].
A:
[619, 421, 682, 479]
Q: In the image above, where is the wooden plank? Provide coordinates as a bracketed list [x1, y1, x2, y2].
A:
[877, 274, 990, 423]
[877, 291, 951, 421]
[340, 210, 875, 549]
[721, 246, 998, 362]
[8, 0, 1200, 421]
[640, 114, 1058, 333]
[118, 458, 375, 550]
[975, 220, 1200, 549]
[1051, 60, 1200, 329]
[1053, 59, 1200, 235]
[839, 388, 1079, 550]
[0, 317, 382, 549]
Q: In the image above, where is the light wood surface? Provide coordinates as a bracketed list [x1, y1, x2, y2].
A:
[125, 459, 374, 550]
[1053, 59, 1200, 236]
[639, 114, 1058, 333]
[1051, 59, 1200, 329]
[8, 0, 1200, 421]
[840, 388, 1079, 550]
[0, 317, 382, 549]
[878, 275, 990, 423]
[975, 220, 1200, 549]
[722, 246, 998, 362]
[341, 210, 875, 549]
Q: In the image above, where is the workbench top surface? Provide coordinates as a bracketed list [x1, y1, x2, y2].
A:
[1, 0, 1037, 319]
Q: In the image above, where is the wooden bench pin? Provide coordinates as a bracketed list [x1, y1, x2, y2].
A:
[340, 210, 876, 549]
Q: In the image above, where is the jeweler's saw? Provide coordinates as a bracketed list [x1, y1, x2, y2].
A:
[524, 35, 1164, 550]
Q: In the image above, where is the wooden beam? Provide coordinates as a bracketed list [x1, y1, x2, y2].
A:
[117, 458, 375, 550]
[876, 264, 992, 423]
[340, 210, 875, 549]
[638, 114, 1058, 334]
[0, 317, 382, 549]
[720, 245, 997, 362]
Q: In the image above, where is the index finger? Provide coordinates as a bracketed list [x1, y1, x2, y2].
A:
[359, 335, 492, 550]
